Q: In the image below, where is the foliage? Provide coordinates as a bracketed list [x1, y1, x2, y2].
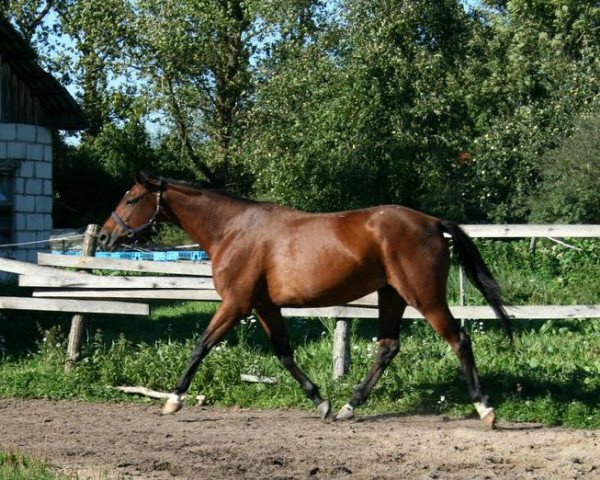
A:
[528, 113, 600, 223]
[3, 0, 600, 223]
[53, 121, 158, 227]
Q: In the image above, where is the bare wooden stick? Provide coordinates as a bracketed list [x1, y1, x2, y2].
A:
[240, 374, 278, 384]
[115, 386, 206, 405]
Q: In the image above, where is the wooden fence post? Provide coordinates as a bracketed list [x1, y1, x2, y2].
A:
[65, 224, 100, 372]
[332, 318, 351, 379]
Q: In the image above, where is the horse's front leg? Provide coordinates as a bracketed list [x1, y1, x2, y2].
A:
[336, 286, 405, 420]
[162, 301, 245, 415]
[256, 306, 331, 420]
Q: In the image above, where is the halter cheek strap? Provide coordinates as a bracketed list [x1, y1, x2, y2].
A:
[111, 181, 165, 238]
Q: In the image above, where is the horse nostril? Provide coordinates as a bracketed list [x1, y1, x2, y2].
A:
[98, 232, 109, 246]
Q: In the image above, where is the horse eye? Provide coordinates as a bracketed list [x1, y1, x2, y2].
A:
[126, 195, 142, 205]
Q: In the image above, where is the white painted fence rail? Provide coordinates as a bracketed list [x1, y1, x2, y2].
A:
[459, 224, 600, 237]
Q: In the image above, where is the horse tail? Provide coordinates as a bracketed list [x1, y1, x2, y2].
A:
[440, 220, 513, 342]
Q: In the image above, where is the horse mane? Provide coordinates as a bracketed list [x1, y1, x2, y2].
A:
[143, 172, 260, 205]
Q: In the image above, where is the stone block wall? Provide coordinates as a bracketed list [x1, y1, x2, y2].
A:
[0, 123, 53, 263]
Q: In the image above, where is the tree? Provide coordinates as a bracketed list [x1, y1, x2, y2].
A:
[2, 0, 56, 45]
[130, 0, 255, 189]
[528, 113, 600, 223]
[459, 0, 600, 221]
[247, 0, 477, 217]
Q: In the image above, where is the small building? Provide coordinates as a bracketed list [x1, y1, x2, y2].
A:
[0, 16, 87, 262]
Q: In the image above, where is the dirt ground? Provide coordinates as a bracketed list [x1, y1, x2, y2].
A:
[1, 398, 599, 479]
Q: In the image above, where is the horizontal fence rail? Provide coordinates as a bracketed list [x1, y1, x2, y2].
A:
[0, 296, 149, 315]
[459, 224, 600, 238]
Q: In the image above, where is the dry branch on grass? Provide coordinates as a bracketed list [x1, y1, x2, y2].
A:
[115, 386, 207, 405]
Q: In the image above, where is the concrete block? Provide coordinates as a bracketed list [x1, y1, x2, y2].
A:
[16, 125, 36, 143]
[35, 195, 52, 213]
[17, 160, 34, 178]
[15, 213, 26, 230]
[15, 231, 37, 244]
[14, 178, 24, 194]
[44, 214, 53, 231]
[13, 249, 28, 263]
[7, 142, 27, 159]
[35, 161, 52, 179]
[26, 144, 44, 161]
[25, 179, 43, 195]
[36, 126, 52, 145]
[0, 142, 6, 159]
[14, 195, 35, 212]
[43, 145, 52, 162]
[27, 249, 40, 263]
[37, 229, 50, 241]
[27, 213, 46, 231]
[43, 180, 52, 195]
[0, 124, 17, 142]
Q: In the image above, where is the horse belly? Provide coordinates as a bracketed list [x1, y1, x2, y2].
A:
[267, 258, 384, 308]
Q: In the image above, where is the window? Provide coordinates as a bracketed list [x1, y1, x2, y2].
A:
[0, 163, 16, 245]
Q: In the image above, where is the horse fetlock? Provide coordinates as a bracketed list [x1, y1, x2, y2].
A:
[161, 394, 183, 415]
[473, 396, 496, 429]
[481, 409, 496, 429]
[317, 400, 331, 420]
[335, 403, 355, 421]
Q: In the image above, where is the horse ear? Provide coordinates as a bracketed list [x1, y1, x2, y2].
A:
[134, 171, 150, 186]
[133, 172, 147, 185]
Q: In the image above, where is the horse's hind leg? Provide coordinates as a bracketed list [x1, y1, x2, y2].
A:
[423, 306, 495, 428]
[162, 300, 245, 415]
[256, 306, 331, 420]
[336, 286, 406, 420]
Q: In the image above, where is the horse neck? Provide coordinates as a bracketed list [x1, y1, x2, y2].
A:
[161, 187, 247, 255]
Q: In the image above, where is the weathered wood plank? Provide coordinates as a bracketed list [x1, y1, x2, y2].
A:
[0, 256, 91, 277]
[29, 284, 600, 320]
[460, 224, 600, 238]
[0, 296, 149, 315]
[38, 253, 213, 276]
[19, 274, 215, 290]
[33, 289, 222, 301]
[33, 286, 376, 305]
[348, 293, 378, 307]
[282, 305, 600, 319]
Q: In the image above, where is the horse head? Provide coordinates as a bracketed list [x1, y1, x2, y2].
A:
[98, 171, 165, 250]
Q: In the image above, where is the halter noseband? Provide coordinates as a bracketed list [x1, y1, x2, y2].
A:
[111, 180, 165, 238]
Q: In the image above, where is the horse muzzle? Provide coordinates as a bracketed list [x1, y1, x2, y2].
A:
[97, 228, 122, 251]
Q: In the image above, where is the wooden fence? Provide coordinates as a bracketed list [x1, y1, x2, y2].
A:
[0, 224, 599, 378]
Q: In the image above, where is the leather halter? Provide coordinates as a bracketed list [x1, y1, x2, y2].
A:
[111, 181, 165, 238]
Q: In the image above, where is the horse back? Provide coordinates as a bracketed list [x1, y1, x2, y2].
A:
[252, 205, 444, 307]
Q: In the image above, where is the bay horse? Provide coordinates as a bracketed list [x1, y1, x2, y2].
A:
[98, 171, 512, 427]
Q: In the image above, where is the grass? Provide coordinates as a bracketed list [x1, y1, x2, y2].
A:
[0, 452, 71, 480]
[0, 238, 599, 428]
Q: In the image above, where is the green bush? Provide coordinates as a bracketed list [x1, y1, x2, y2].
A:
[529, 113, 600, 223]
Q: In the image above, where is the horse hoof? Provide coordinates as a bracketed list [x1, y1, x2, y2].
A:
[317, 400, 331, 420]
[481, 409, 496, 429]
[335, 403, 354, 421]
[162, 399, 183, 415]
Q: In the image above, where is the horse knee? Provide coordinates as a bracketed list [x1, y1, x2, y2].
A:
[376, 340, 399, 367]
